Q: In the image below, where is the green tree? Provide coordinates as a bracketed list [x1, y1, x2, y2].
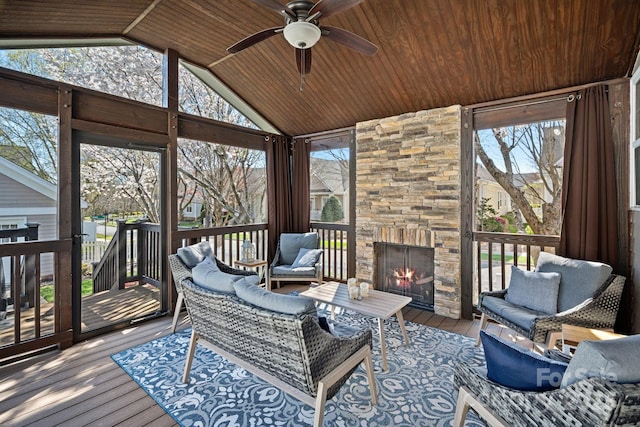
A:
[477, 197, 503, 232]
[321, 195, 344, 222]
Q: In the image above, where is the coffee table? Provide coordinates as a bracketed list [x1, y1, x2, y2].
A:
[300, 281, 412, 371]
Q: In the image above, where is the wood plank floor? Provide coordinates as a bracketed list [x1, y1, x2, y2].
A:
[0, 283, 533, 427]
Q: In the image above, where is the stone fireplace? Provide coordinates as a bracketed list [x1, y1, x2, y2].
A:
[355, 105, 462, 318]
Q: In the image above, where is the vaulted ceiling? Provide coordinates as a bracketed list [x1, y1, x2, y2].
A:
[0, 0, 639, 136]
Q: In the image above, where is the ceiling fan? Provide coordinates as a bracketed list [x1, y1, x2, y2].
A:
[227, 0, 377, 84]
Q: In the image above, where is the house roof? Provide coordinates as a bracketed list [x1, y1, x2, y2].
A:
[0, 155, 57, 201]
[0, 1, 638, 137]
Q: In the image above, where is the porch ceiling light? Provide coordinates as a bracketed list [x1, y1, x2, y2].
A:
[283, 21, 321, 49]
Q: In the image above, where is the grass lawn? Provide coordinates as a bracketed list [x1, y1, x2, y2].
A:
[480, 253, 532, 265]
[41, 278, 93, 303]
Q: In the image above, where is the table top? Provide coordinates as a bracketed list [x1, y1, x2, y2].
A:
[562, 324, 625, 344]
[234, 258, 267, 268]
[300, 281, 412, 319]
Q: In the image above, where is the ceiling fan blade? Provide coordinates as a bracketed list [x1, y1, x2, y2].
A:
[320, 26, 377, 55]
[310, 0, 363, 20]
[252, 0, 296, 19]
[296, 48, 312, 75]
[227, 27, 283, 54]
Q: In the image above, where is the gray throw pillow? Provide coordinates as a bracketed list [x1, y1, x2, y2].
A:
[192, 257, 235, 294]
[234, 279, 316, 316]
[177, 241, 215, 268]
[505, 265, 561, 314]
[291, 248, 323, 268]
[536, 252, 612, 312]
[561, 335, 640, 387]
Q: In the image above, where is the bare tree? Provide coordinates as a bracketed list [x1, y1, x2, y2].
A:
[475, 121, 564, 235]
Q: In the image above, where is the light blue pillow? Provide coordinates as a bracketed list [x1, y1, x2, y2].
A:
[192, 257, 235, 293]
[562, 335, 640, 387]
[536, 252, 612, 312]
[177, 241, 215, 268]
[480, 331, 568, 391]
[505, 265, 561, 314]
[291, 248, 323, 269]
[234, 279, 316, 316]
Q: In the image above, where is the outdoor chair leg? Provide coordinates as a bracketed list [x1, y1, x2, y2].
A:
[476, 313, 488, 346]
[171, 292, 184, 334]
[182, 330, 198, 383]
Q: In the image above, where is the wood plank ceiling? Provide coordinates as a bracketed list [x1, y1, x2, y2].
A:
[0, 0, 638, 136]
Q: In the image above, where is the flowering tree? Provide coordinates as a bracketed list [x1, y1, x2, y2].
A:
[0, 46, 264, 225]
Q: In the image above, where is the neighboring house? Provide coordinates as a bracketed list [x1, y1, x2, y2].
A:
[0, 155, 57, 283]
[310, 158, 349, 223]
[476, 165, 512, 216]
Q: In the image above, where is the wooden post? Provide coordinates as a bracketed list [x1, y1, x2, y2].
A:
[23, 223, 39, 308]
[117, 220, 127, 290]
[164, 48, 179, 313]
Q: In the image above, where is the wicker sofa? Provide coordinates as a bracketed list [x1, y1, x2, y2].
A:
[169, 252, 377, 427]
[453, 357, 640, 426]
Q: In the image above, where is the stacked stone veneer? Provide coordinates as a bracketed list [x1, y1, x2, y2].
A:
[355, 105, 462, 318]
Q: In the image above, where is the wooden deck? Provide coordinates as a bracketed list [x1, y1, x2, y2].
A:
[0, 283, 532, 426]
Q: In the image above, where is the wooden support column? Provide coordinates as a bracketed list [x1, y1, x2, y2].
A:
[163, 48, 179, 312]
[460, 107, 474, 320]
[58, 86, 74, 347]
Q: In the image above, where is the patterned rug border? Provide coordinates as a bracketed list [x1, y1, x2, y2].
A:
[112, 309, 485, 426]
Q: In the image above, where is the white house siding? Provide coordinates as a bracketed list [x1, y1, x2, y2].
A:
[0, 174, 55, 210]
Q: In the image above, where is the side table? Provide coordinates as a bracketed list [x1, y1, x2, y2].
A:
[561, 324, 625, 354]
[234, 258, 268, 287]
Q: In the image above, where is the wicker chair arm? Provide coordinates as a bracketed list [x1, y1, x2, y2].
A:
[168, 254, 192, 290]
[454, 363, 640, 426]
[269, 243, 282, 272]
[214, 256, 258, 277]
[306, 323, 372, 399]
[531, 274, 625, 343]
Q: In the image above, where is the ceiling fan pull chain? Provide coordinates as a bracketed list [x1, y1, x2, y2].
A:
[300, 48, 306, 91]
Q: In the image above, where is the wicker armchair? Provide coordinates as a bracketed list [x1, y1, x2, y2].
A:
[477, 274, 625, 346]
[453, 363, 640, 426]
[267, 232, 323, 290]
[180, 279, 377, 427]
[169, 249, 257, 333]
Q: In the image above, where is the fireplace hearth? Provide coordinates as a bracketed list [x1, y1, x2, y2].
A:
[375, 242, 434, 311]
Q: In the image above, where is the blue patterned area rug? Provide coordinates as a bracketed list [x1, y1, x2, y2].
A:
[112, 309, 485, 426]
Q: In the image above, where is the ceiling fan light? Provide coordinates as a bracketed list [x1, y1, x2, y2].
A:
[283, 21, 321, 49]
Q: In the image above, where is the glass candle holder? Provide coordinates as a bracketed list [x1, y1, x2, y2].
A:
[348, 285, 360, 300]
[360, 282, 370, 297]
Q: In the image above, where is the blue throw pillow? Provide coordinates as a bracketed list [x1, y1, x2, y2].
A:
[480, 331, 568, 391]
[505, 266, 561, 314]
[291, 247, 323, 268]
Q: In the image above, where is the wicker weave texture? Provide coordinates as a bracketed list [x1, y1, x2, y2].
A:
[181, 280, 372, 400]
[478, 274, 625, 343]
[454, 363, 640, 426]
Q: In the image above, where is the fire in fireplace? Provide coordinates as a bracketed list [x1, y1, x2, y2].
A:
[375, 242, 434, 311]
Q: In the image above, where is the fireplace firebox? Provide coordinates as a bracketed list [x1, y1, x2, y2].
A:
[374, 242, 434, 311]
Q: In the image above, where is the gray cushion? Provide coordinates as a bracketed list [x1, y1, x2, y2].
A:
[481, 296, 544, 330]
[192, 257, 258, 293]
[291, 248, 323, 268]
[505, 265, 561, 314]
[234, 278, 316, 315]
[271, 265, 317, 277]
[177, 241, 215, 268]
[536, 252, 612, 312]
[562, 334, 640, 387]
[279, 232, 319, 265]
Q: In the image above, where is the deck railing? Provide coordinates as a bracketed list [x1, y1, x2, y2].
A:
[0, 238, 72, 360]
[472, 231, 560, 306]
[92, 221, 161, 293]
[174, 223, 269, 266]
[310, 222, 349, 282]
